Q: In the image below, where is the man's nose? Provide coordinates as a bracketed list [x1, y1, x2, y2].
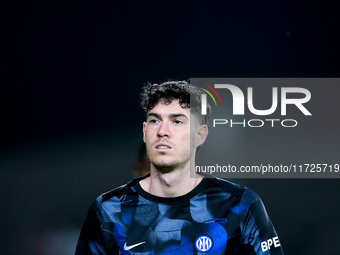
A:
[157, 121, 170, 137]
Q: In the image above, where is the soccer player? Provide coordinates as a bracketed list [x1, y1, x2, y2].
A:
[75, 81, 284, 254]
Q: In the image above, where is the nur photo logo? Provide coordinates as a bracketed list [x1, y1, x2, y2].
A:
[196, 82, 223, 115]
[196, 81, 312, 128]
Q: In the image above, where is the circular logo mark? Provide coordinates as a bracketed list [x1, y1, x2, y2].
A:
[195, 235, 213, 252]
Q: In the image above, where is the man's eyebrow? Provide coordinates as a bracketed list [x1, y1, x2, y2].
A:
[147, 113, 160, 118]
[169, 113, 188, 119]
[147, 113, 188, 119]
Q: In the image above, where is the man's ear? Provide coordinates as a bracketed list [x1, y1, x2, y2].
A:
[143, 122, 147, 143]
[195, 124, 208, 147]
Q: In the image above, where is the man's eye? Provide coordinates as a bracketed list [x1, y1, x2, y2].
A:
[174, 120, 183, 124]
[149, 119, 159, 124]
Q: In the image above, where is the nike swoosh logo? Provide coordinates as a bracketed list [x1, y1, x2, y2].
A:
[124, 241, 146, 251]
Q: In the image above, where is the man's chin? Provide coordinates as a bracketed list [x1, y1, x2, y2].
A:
[152, 161, 177, 173]
[151, 160, 186, 174]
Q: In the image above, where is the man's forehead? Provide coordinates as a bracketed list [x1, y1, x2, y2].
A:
[147, 99, 190, 116]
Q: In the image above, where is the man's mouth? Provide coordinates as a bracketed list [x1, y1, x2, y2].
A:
[155, 143, 172, 151]
[157, 145, 170, 149]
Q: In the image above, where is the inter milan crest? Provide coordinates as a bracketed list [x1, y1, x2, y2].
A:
[195, 235, 213, 252]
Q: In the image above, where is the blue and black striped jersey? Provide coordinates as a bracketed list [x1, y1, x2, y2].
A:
[75, 174, 283, 254]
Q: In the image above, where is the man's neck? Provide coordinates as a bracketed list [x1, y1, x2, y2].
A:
[140, 162, 203, 197]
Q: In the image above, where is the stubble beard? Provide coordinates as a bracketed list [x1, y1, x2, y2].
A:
[147, 148, 191, 174]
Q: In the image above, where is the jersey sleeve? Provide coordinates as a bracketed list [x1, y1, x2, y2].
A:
[75, 198, 118, 255]
[239, 189, 284, 255]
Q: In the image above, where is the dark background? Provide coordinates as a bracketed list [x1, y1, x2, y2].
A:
[2, 1, 339, 254]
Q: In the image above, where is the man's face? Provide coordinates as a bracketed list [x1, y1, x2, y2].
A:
[143, 99, 197, 172]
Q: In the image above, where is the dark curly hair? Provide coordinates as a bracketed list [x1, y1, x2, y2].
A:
[141, 80, 211, 125]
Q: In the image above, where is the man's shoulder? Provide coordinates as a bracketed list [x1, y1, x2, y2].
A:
[205, 174, 261, 204]
[97, 174, 150, 203]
